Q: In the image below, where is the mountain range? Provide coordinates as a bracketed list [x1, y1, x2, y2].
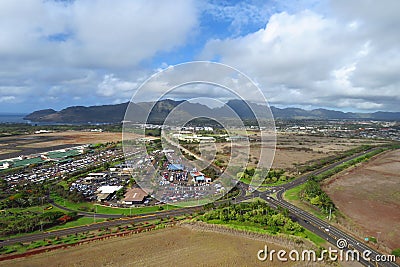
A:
[24, 99, 400, 123]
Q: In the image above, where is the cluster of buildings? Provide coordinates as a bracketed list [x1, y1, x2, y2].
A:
[69, 169, 151, 205]
[69, 172, 126, 201]
[276, 120, 400, 140]
[153, 149, 224, 204]
[0, 146, 86, 170]
[172, 133, 216, 143]
[1, 147, 124, 190]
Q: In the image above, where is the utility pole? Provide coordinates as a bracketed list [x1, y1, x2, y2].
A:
[41, 197, 44, 231]
[377, 231, 381, 249]
[329, 207, 332, 221]
[93, 204, 97, 223]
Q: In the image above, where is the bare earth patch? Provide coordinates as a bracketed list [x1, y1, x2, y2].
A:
[22, 131, 123, 147]
[215, 133, 388, 172]
[323, 149, 400, 250]
[0, 226, 299, 267]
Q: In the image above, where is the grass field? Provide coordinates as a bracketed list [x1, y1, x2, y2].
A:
[284, 184, 305, 202]
[284, 184, 327, 221]
[51, 193, 178, 215]
[47, 217, 105, 231]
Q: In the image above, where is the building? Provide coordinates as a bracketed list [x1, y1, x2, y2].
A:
[122, 188, 149, 205]
[96, 185, 122, 202]
[0, 161, 10, 170]
[162, 149, 175, 154]
[172, 134, 215, 143]
[191, 171, 206, 183]
[225, 135, 248, 142]
[168, 164, 184, 171]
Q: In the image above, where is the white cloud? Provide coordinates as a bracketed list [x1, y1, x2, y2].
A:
[0, 0, 198, 111]
[0, 0, 399, 113]
[0, 0, 198, 68]
[200, 5, 400, 111]
[97, 74, 138, 98]
[0, 96, 17, 103]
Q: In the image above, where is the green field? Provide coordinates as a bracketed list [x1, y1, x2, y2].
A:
[284, 184, 305, 202]
[284, 185, 327, 220]
[51, 193, 178, 215]
[47, 217, 105, 231]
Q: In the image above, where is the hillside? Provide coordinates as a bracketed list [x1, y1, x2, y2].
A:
[24, 99, 400, 123]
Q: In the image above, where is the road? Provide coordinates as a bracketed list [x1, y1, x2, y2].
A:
[253, 147, 399, 267]
[1, 181, 252, 247]
[0, 206, 201, 247]
[1, 147, 398, 266]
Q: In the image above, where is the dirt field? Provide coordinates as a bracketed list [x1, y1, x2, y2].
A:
[215, 133, 388, 172]
[21, 131, 123, 147]
[0, 131, 123, 160]
[323, 149, 400, 250]
[0, 226, 297, 267]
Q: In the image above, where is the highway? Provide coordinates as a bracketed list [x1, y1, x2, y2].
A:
[0, 206, 201, 247]
[252, 147, 399, 267]
[1, 147, 398, 266]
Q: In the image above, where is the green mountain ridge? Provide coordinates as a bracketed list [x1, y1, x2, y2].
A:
[23, 99, 400, 123]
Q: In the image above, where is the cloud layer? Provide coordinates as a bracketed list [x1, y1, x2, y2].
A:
[200, 1, 400, 111]
[0, 0, 198, 112]
[0, 0, 398, 113]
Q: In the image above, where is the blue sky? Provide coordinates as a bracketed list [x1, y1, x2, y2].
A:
[0, 0, 399, 113]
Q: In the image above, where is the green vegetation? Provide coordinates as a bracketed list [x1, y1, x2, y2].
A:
[0, 123, 122, 137]
[202, 165, 221, 180]
[145, 138, 162, 154]
[197, 201, 325, 246]
[48, 217, 105, 230]
[0, 209, 79, 236]
[51, 193, 177, 215]
[392, 248, 400, 257]
[284, 185, 329, 221]
[297, 144, 382, 174]
[303, 229, 326, 246]
[284, 184, 305, 202]
[198, 201, 304, 236]
[237, 167, 292, 185]
[302, 180, 335, 215]
[0, 183, 49, 209]
[0, 216, 183, 256]
[145, 128, 161, 137]
[95, 204, 178, 215]
[311, 148, 386, 183]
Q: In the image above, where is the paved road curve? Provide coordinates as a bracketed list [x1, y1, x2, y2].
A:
[254, 147, 399, 267]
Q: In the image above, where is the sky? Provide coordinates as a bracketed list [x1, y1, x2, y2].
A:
[0, 0, 399, 114]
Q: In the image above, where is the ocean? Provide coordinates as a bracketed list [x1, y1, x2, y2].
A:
[0, 114, 27, 123]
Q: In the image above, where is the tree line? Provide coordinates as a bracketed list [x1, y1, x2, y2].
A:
[199, 201, 304, 235]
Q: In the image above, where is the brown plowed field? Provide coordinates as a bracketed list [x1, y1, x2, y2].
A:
[323, 149, 400, 250]
[0, 226, 297, 267]
[0, 131, 126, 160]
